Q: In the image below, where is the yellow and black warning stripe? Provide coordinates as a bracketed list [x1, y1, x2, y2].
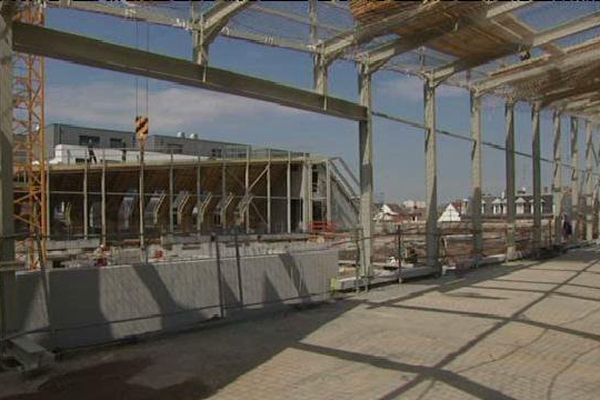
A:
[135, 115, 149, 141]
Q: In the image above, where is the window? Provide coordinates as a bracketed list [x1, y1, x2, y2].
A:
[211, 148, 223, 158]
[110, 138, 124, 149]
[79, 135, 100, 146]
[167, 143, 183, 154]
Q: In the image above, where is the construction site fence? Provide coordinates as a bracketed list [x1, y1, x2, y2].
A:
[7, 214, 588, 271]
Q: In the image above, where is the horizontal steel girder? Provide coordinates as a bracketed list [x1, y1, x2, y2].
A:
[13, 22, 367, 121]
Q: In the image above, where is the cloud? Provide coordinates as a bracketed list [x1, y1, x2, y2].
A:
[378, 76, 466, 102]
[46, 81, 304, 133]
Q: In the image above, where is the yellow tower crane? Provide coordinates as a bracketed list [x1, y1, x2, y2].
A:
[12, 1, 47, 268]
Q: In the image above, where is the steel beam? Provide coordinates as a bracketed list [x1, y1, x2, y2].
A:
[434, 10, 600, 82]
[586, 120, 594, 241]
[193, 1, 253, 65]
[328, 2, 527, 65]
[0, 7, 14, 261]
[571, 117, 580, 243]
[13, 23, 367, 122]
[505, 101, 517, 259]
[531, 103, 542, 252]
[424, 78, 439, 271]
[51, 0, 193, 29]
[365, 2, 531, 74]
[552, 111, 563, 245]
[476, 38, 600, 94]
[470, 91, 483, 260]
[359, 67, 374, 280]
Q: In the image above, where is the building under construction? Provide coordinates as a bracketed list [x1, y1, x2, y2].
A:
[3, 1, 600, 374]
[37, 124, 359, 245]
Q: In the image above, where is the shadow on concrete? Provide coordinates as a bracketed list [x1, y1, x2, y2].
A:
[4, 249, 600, 400]
[0, 358, 214, 400]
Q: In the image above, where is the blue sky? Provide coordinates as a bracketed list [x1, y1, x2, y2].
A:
[44, 6, 591, 204]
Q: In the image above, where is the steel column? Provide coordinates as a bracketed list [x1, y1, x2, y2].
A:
[287, 151, 292, 234]
[0, 5, 16, 350]
[571, 117, 579, 243]
[101, 152, 107, 246]
[424, 79, 438, 271]
[196, 157, 201, 235]
[326, 159, 332, 224]
[597, 125, 600, 240]
[359, 67, 374, 279]
[169, 151, 174, 234]
[586, 120, 594, 241]
[470, 91, 483, 260]
[222, 161, 226, 229]
[245, 147, 250, 234]
[531, 102, 542, 252]
[0, 3, 14, 261]
[83, 160, 89, 239]
[505, 101, 516, 258]
[552, 111, 563, 245]
[267, 149, 272, 234]
[139, 146, 145, 251]
[301, 153, 310, 232]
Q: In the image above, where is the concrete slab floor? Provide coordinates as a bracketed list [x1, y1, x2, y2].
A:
[2, 248, 600, 399]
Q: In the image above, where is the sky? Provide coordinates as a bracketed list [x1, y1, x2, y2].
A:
[43, 4, 593, 205]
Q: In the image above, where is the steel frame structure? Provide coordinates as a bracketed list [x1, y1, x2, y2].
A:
[2, 1, 600, 280]
[11, 2, 46, 268]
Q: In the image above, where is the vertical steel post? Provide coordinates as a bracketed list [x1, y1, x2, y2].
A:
[470, 91, 483, 261]
[267, 149, 272, 234]
[221, 160, 226, 230]
[245, 146, 250, 234]
[424, 78, 439, 272]
[45, 161, 50, 238]
[571, 117, 579, 243]
[83, 159, 89, 239]
[597, 125, 600, 240]
[196, 156, 201, 235]
[326, 159, 332, 225]
[505, 101, 516, 258]
[358, 65, 374, 279]
[0, 6, 16, 348]
[287, 151, 292, 234]
[586, 120, 594, 241]
[552, 111, 562, 245]
[532, 103, 542, 253]
[101, 149, 107, 246]
[139, 143, 145, 252]
[301, 153, 310, 232]
[169, 150, 174, 234]
[0, 8, 13, 261]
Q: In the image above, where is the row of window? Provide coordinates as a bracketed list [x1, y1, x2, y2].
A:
[79, 135, 125, 149]
[76, 135, 239, 158]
